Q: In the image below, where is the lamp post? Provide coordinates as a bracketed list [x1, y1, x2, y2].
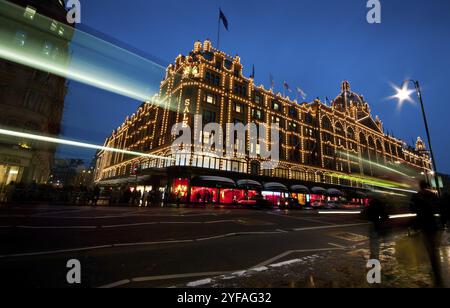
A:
[393, 80, 440, 196]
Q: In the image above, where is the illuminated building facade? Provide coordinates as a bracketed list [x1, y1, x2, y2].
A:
[95, 40, 432, 204]
[0, 0, 72, 193]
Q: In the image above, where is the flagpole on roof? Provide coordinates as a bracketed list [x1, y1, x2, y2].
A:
[217, 9, 221, 49]
[217, 9, 229, 50]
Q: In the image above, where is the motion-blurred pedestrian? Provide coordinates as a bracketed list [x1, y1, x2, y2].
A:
[411, 180, 443, 287]
[440, 192, 450, 229]
[4, 181, 16, 204]
[366, 194, 389, 260]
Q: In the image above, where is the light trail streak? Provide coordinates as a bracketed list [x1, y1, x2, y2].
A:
[0, 128, 173, 161]
[0, 0, 177, 110]
[389, 213, 417, 219]
[340, 151, 410, 178]
[318, 211, 362, 215]
[0, 47, 151, 102]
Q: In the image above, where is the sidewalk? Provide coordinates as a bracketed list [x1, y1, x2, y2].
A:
[182, 231, 450, 288]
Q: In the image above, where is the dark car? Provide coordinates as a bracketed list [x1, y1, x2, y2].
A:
[239, 195, 273, 209]
[278, 197, 300, 209]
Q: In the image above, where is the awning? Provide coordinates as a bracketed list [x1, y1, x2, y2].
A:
[291, 185, 310, 194]
[98, 175, 151, 186]
[263, 182, 288, 192]
[326, 188, 344, 197]
[311, 186, 327, 194]
[237, 179, 262, 190]
[191, 176, 236, 188]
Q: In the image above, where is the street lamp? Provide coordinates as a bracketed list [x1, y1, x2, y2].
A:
[393, 79, 440, 196]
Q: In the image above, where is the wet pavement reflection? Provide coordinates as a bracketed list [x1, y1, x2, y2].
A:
[189, 231, 450, 288]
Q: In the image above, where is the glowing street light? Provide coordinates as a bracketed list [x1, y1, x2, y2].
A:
[391, 79, 440, 196]
[392, 83, 415, 109]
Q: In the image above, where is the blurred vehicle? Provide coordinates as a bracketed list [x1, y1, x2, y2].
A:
[311, 200, 326, 209]
[324, 200, 341, 209]
[239, 195, 273, 209]
[278, 197, 300, 209]
[341, 202, 365, 209]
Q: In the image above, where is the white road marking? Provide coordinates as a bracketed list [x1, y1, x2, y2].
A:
[98, 279, 131, 289]
[97, 243, 356, 288]
[1, 220, 240, 230]
[196, 234, 235, 241]
[0, 245, 112, 258]
[132, 272, 230, 283]
[186, 278, 212, 287]
[292, 222, 369, 232]
[328, 242, 346, 249]
[98, 271, 231, 288]
[250, 266, 269, 272]
[31, 208, 87, 216]
[269, 259, 302, 268]
[266, 211, 335, 225]
[251, 247, 346, 268]
[0, 223, 369, 258]
[28, 213, 221, 219]
[101, 222, 159, 228]
[16, 225, 97, 230]
[112, 239, 194, 248]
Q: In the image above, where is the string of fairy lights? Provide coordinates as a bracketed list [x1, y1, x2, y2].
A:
[97, 39, 432, 191]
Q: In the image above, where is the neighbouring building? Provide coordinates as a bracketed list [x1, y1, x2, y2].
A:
[0, 0, 73, 196]
[94, 40, 433, 206]
[50, 158, 95, 188]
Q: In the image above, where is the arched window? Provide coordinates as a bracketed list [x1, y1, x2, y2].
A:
[322, 116, 332, 132]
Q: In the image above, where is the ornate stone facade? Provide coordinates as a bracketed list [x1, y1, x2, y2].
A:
[95, 40, 432, 192]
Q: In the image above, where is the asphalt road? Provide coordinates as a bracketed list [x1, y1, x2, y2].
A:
[0, 204, 400, 288]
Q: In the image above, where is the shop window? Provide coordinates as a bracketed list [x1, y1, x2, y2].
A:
[205, 93, 217, 105]
[252, 108, 263, 120]
[272, 101, 281, 111]
[234, 102, 243, 113]
[202, 110, 216, 124]
[254, 95, 262, 105]
[250, 161, 260, 175]
[271, 116, 281, 125]
[205, 71, 220, 87]
[233, 83, 247, 97]
[304, 113, 314, 124]
[289, 107, 297, 118]
[288, 121, 297, 132]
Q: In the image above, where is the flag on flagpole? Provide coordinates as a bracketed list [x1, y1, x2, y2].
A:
[296, 86, 307, 100]
[283, 81, 292, 93]
[269, 73, 274, 90]
[250, 65, 255, 79]
[219, 9, 229, 31]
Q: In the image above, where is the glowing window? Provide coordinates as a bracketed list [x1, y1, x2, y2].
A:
[43, 41, 53, 56]
[14, 31, 27, 47]
[205, 93, 216, 105]
[24, 6, 36, 20]
[58, 26, 65, 37]
[50, 21, 58, 32]
[234, 102, 242, 113]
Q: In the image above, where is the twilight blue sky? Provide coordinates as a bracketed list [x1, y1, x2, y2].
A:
[59, 0, 450, 173]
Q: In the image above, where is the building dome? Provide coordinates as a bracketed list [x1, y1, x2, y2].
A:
[332, 81, 365, 110]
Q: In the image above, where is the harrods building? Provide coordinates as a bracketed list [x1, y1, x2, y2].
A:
[94, 40, 432, 205]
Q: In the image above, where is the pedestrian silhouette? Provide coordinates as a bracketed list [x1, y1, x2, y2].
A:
[440, 192, 450, 229]
[366, 193, 389, 260]
[411, 180, 443, 287]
